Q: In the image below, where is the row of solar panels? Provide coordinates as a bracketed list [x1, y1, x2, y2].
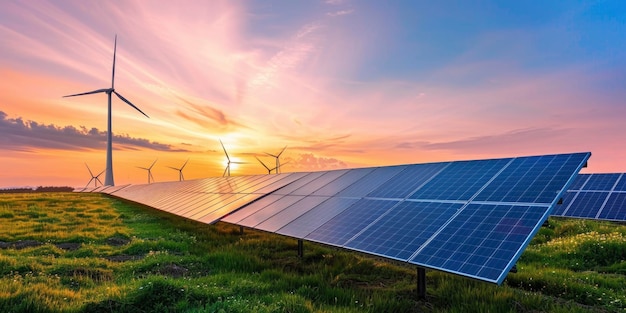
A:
[554, 173, 626, 221]
[84, 152, 590, 285]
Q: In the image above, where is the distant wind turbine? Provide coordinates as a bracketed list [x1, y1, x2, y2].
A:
[63, 35, 149, 186]
[265, 146, 287, 174]
[255, 156, 276, 174]
[220, 139, 246, 177]
[84, 163, 104, 188]
[167, 159, 189, 181]
[137, 159, 157, 184]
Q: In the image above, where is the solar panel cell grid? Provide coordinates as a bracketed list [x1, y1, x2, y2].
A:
[287, 170, 350, 196]
[367, 162, 448, 199]
[598, 193, 626, 220]
[305, 199, 399, 246]
[409, 203, 546, 283]
[255, 196, 329, 232]
[584, 174, 621, 191]
[312, 168, 375, 196]
[613, 175, 626, 192]
[475, 153, 586, 204]
[237, 195, 305, 228]
[221, 194, 284, 223]
[568, 174, 590, 190]
[336, 166, 407, 197]
[276, 197, 359, 238]
[409, 159, 509, 201]
[561, 192, 609, 218]
[345, 201, 462, 261]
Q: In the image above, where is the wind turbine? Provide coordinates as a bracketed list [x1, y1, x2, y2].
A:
[137, 159, 157, 184]
[167, 159, 189, 181]
[220, 139, 246, 177]
[255, 156, 276, 174]
[63, 35, 149, 186]
[84, 163, 104, 188]
[265, 146, 287, 174]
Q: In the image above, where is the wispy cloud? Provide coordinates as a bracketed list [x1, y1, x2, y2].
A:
[285, 153, 348, 170]
[0, 111, 187, 152]
[327, 9, 354, 17]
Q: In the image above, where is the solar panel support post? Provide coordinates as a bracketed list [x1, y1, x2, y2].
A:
[417, 267, 426, 299]
[297, 239, 304, 258]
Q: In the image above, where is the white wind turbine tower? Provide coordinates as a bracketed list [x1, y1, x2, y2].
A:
[265, 146, 287, 174]
[137, 159, 157, 184]
[220, 139, 246, 177]
[255, 156, 276, 174]
[167, 159, 189, 181]
[84, 163, 104, 188]
[63, 35, 149, 186]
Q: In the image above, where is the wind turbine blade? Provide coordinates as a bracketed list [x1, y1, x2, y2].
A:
[112, 35, 117, 89]
[223, 166, 228, 177]
[64, 89, 109, 98]
[256, 156, 270, 171]
[277, 145, 287, 157]
[149, 159, 157, 169]
[96, 170, 104, 178]
[85, 177, 94, 189]
[166, 166, 179, 171]
[181, 158, 189, 169]
[219, 139, 230, 161]
[113, 91, 149, 118]
[232, 161, 248, 164]
[95, 177, 104, 186]
[137, 166, 148, 170]
[85, 163, 94, 176]
[265, 152, 278, 158]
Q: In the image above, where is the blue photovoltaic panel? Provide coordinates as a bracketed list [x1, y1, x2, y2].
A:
[306, 199, 399, 246]
[276, 197, 359, 238]
[255, 196, 329, 232]
[584, 174, 620, 191]
[551, 191, 577, 216]
[613, 175, 626, 192]
[475, 153, 588, 204]
[237, 195, 305, 228]
[98, 151, 590, 285]
[568, 174, 590, 190]
[221, 194, 284, 224]
[286, 170, 350, 196]
[312, 168, 375, 196]
[409, 203, 546, 284]
[336, 166, 407, 197]
[561, 192, 609, 218]
[367, 162, 448, 199]
[597, 193, 626, 221]
[409, 159, 509, 201]
[345, 202, 462, 261]
[272, 172, 327, 195]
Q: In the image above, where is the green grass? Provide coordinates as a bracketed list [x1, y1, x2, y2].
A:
[0, 193, 624, 312]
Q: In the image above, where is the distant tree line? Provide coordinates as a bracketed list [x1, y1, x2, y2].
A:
[0, 186, 75, 193]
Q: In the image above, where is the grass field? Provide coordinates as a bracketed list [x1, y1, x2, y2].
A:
[0, 192, 624, 312]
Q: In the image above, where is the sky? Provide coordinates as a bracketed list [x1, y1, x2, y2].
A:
[1, 0, 625, 188]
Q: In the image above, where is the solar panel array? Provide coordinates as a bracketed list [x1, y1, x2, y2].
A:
[552, 173, 626, 221]
[91, 152, 590, 285]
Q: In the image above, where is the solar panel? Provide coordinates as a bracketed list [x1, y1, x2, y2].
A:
[553, 173, 626, 221]
[275, 197, 360, 238]
[409, 203, 546, 283]
[409, 159, 509, 201]
[345, 201, 463, 261]
[98, 152, 590, 285]
[613, 175, 626, 192]
[598, 193, 626, 220]
[366, 162, 448, 199]
[305, 199, 400, 246]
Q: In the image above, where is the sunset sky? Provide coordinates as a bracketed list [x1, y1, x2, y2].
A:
[1, 0, 625, 188]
